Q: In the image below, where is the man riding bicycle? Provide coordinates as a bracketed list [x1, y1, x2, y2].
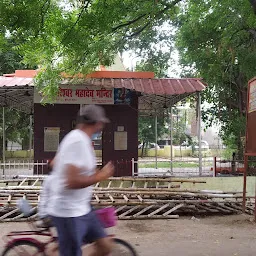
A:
[47, 105, 115, 256]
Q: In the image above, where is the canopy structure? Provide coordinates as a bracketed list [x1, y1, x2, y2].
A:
[0, 70, 205, 115]
[67, 77, 205, 116]
[0, 77, 33, 113]
[0, 70, 206, 176]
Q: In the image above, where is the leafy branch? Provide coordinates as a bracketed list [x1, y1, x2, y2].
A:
[61, 0, 92, 44]
[112, 13, 148, 32]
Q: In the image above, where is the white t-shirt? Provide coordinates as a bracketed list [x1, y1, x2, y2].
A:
[38, 175, 53, 218]
[48, 129, 96, 218]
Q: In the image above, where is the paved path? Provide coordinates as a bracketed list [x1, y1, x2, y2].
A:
[0, 215, 256, 256]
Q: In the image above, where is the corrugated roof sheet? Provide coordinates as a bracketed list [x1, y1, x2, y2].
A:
[64, 78, 205, 95]
[0, 77, 34, 87]
[0, 76, 205, 115]
[0, 76, 205, 95]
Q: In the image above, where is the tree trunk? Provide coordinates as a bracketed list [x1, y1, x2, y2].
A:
[22, 136, 30, 150]
[0, 137, 2, 160]
[236, 72, 246, 159]
[249, 0, 256, 14]
[141, 141, 146, 158]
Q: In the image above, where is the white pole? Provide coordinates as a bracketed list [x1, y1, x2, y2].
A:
[2, 107, 5, 176]
[29, 114, 33, 162]
[132, 158, 135, 177]
[170, 106, 173, 173]
[197, 92, 202, 176]
[155, 114, 158, 169]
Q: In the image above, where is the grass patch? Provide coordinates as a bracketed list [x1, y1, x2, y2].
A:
[138, 162, 200, 168]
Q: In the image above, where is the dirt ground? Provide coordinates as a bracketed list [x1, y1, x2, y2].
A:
[0, 214, 256, 256]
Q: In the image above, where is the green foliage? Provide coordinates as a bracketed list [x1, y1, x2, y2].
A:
[135, 51, 171, 78]
[0, 109, 31, 158]
[0, 0, 182, 99]
[175, 0, 256, 155]
[138, 115, 168, 144]
[138, 115, 168, 156]
[221, 147, 236, 160]
[0, 36, 34, 75]
[1, 0, 255, 159]
[172, 108, 189, 146]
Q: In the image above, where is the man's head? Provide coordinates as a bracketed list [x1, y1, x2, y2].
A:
[76, 105, 110, 135]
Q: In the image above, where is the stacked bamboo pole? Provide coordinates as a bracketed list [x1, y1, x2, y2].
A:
[0, 177, 253, 221]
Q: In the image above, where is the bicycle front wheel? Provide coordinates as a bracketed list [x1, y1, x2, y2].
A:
[111, 238, 137, 256]
[1, 240, 46, 256]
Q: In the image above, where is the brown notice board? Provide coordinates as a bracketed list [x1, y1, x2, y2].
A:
[246, 77, 256, 155]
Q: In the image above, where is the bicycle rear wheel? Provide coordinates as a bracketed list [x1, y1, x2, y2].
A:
[111, 238, 137, 256]
[1, 240, 46, 256]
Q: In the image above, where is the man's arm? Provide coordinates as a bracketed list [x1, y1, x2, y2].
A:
[66, 162, 114, 189]
[49, 158, 55, 169]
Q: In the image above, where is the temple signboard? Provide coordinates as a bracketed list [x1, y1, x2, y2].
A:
[34, 85, 114, 105]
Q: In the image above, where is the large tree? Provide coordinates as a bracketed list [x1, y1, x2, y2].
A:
[1, 0, 255, 159]
[175, 0, 256, 156]
[0, 0, 182, 99]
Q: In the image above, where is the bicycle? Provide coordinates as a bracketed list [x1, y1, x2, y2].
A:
[1, 201, 137, 256]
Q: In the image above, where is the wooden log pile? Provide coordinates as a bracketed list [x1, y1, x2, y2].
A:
[0, 177, 253, 221]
